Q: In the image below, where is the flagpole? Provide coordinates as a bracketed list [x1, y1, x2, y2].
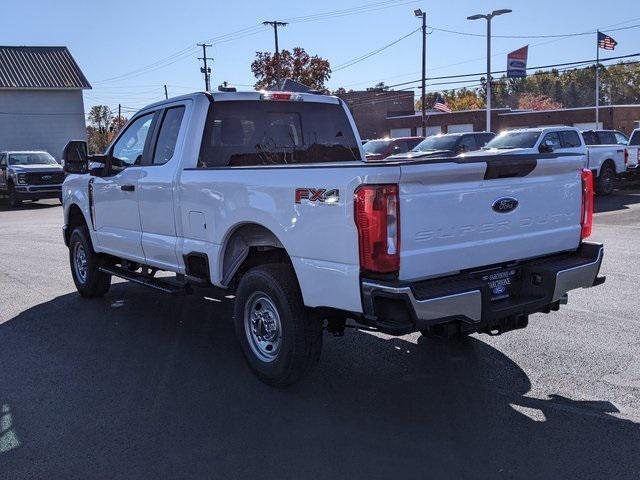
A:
[595, 29, 600, 127]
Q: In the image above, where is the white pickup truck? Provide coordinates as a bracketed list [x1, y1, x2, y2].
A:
[581, 130, 629, 195]
[627, 128, 640, 175]
[61, 91, 605, 386]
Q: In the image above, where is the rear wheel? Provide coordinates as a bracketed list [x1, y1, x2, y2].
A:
[69, 226, 111, 297]
[7, 183, 21, 207]
[596, 164, 616, 196]
[233, 263, 322, 386]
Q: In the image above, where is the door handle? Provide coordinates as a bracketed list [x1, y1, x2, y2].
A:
[121, 184, 135, 192]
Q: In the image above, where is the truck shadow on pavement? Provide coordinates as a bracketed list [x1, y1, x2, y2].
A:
[594, 187, 640, 213]
[1, 283, 638, 480]
[0, 200, 60, 212]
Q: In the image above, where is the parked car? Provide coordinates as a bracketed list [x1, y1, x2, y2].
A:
[61, 91, 604, 386]
[581, 130, 629, 195]
[0, 151, 64, 207]
[362, 136, 423, 160]
[627, 128, 640, 174]
[387, 132, 495, 160]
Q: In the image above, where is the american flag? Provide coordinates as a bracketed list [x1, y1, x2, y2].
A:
[598, 32, 617, 50]
[433, 94, 452, 113]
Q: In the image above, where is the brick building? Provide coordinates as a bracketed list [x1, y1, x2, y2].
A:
[339, 90, 415, 139]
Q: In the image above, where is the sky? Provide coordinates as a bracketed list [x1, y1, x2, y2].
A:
[3, 0, 639, 120]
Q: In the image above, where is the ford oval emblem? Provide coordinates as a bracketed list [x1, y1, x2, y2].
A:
[492, 197, 519, 213]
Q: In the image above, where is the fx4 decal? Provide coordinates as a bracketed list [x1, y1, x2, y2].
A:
[295, 188, 340, 205]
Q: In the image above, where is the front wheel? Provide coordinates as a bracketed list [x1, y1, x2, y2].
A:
[69, 226, 111, 297]
[233, 263, 322, 386]
[596, 164, 616, 196]
[7, 183, 21, 207]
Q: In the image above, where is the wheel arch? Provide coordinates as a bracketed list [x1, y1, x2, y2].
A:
[601, 158, 617, 174]
[64, 203, 90, 246]
[219, 222, 291, 288]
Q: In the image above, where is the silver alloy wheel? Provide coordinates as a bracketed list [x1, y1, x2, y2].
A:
[74, 242, 88, 284]
[244, 291, 283, 363]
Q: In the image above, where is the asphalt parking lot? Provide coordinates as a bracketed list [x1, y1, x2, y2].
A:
[1, 186, 639, 480]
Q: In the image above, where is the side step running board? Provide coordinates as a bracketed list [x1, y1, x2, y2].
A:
[99, 266, 191, 294]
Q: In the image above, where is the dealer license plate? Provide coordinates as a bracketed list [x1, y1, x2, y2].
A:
[482, 269, 517, 301]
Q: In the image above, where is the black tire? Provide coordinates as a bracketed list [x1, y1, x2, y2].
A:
[233, 263, 322, 387]
[69, 226, 111, 297]
[7, 183, 21, 207]
[596, 164, 616, 196]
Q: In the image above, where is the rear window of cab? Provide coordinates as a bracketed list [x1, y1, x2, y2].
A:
[198, 101, 361, 167]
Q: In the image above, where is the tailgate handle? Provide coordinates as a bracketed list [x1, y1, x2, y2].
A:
[121, 184, 135, 192]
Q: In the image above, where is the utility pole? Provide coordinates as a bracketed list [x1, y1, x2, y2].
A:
[468, 9, 512, 132]
[414, 9, 427, 137]
[164, 84, 168, 100]
[118, 103, 121, 123]
[197, 43, 213, 91]
[263, 20, 288, 85]
[595, 30, 600, 127]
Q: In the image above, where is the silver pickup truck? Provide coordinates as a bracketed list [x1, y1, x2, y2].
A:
[0, 151, 64, 207]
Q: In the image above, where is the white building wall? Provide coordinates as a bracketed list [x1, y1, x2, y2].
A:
[0, 89, 86, 161]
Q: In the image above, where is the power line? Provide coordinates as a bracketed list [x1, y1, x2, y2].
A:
[426, 22, 640, 39]
[333, 28, 420, 72]
[383, 52, 640, 89]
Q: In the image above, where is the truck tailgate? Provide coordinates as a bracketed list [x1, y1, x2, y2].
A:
[398, 156, 584, 281]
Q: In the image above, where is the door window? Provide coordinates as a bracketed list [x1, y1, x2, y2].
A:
[542, 132, 562, 150]
[0, 154, 6, 167]
[153, 107, 185, 165]
[112, 113, 154, 169]
[459, 135, 477, 153]
[390, 141, 410, 155]
[596, 131, 616, 145]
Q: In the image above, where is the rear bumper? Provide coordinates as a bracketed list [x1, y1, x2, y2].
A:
[15, 184, 62, 199]
[361, 242, 605, 335]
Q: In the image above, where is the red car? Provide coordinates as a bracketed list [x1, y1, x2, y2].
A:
[362, 136, 424, 160]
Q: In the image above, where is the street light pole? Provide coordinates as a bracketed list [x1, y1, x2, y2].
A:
[467, 9, 512, 133]
[414, 9, 427, 137]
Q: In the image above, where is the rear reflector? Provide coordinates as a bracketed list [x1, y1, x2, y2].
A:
[581, 169, 594, 239]
[354, 184, 400, 274]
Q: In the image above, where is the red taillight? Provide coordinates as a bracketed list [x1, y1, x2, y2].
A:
[581, 169, 594, 239]
[624, 148, 629, 166]
[354, 184, 400, 274]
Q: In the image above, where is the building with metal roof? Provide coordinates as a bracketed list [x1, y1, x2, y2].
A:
[0, 46, 90, 161]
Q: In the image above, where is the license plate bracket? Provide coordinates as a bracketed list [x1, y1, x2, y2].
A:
[481, 268, 518, 301]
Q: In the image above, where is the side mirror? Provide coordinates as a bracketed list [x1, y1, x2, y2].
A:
[539, 142, 553, 153]
[63, 140, 88, 174]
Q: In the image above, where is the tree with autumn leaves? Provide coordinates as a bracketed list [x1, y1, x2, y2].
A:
[86, 105, 128, 154]
[251, 47, 331, 91]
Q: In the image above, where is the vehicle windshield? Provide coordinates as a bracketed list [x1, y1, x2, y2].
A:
[9, 152, 58, 165]
[199, 101, 361, 167]
[363, 140, 393, 155]
[485, 131, 541, 149]
[412, 135, 459, 152]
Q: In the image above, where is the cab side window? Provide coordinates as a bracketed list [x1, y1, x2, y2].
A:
[390, 141, 409, 155]
[559, 131, 582, 148]
[596, 131, 616, 145]
[542, 132, 562, 150]
[0, 154, 6, 167]
[112, 113, 154, 169]
[153, 107, 185, 165]
[630, 131, 640, 146]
